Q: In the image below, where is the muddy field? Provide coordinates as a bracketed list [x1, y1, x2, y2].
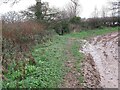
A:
[80, 32, 119, 88]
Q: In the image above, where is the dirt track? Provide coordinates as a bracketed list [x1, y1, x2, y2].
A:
[60, 39, 81, 88]
[80, 32, 119, 88]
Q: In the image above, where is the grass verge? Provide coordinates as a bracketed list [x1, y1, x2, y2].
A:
[70, 39, 84, 83]
[65, 27, 118, 39]
[3, 27, 118, 88]
[3, 35, 67, 88]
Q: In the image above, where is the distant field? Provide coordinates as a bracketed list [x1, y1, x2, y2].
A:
[65, 27, 118, 39]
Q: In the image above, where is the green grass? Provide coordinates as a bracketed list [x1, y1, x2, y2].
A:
[3, 27, 118, 88]
[65, 27, 118, 39]
[70, 40, 84, 83]
[3, 35, 68, 88]
[30, 36, 67, 88]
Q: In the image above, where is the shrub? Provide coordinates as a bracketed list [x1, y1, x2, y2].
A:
[53, 20, 69, 35]
[69, 16, 81, 24]
[2, 21, 53, 80]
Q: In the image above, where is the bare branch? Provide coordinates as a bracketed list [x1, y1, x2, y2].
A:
[2, 0, 21, 6]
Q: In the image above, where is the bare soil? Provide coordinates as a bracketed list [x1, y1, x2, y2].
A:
[60, 38, 82, 88]
[80, 32, 119, 88]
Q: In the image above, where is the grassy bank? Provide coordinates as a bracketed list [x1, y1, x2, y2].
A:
[3, 27, 118, 88]
[3, 35, 68, 88]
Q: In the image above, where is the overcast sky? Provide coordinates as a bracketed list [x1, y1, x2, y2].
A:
[0, 0, 109, 18]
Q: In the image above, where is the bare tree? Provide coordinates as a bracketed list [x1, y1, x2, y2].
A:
[90, 6, 101, 28]
[65, 0, 81, 18]
[108, 0, 120, 17]
[2, 0, 21, 6]
[91, 6, 99, 18]
[101, 5, 108, 18]
[71, 0, 80, 16]
[2, 11, 23, 23]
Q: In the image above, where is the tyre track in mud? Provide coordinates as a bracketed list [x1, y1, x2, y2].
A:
[80, 32, 119, 88]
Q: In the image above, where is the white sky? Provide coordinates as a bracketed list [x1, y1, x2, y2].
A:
[0, 0, 109, 18]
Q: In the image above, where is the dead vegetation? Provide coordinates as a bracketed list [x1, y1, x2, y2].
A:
[2, 21, 52, 81]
